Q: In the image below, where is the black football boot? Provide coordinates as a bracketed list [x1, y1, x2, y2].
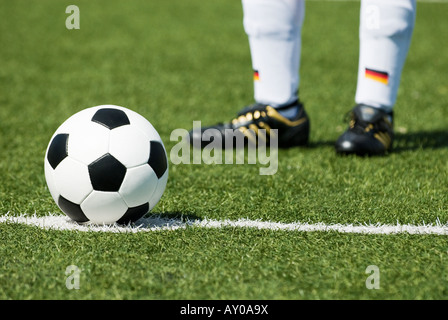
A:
[335, 104, 394, 156]
[189, 100, 310, 149]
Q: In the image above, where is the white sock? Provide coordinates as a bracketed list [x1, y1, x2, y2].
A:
[355, 0, 416, 111]
[242, 0, 305, 107]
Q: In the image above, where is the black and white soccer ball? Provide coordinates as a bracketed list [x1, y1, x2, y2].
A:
[44, 105, 168, 225]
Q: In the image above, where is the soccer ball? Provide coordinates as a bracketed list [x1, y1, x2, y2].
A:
[44, 105, 168, 225]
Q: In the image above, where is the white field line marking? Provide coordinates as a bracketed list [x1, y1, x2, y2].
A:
[1, 213, 447, 235]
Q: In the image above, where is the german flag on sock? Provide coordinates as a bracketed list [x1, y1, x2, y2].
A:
[253, 70, 260, 81]
[365, 68, 389, 85]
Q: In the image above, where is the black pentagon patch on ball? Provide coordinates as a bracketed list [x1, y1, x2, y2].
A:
[148, 141, 167, 179]
[91, 108, 130, 130]
[116, 202, 149, 225]
[47, 133, 69, 169]
[88, 153, 127, 191]
[58, 195, 89, 223]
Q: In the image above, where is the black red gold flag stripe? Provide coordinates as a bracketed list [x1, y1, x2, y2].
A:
[253, 70, 260, 81]
[365, 68, 389, 85]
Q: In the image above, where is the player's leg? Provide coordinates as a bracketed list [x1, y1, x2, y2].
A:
[189, 0, 309, 148]
[335, 0, 416, 155]
[244, 0, 304, 109]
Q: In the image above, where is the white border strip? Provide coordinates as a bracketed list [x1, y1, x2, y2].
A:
[307, 0, 448, 3]
[1, 213, 447, 235]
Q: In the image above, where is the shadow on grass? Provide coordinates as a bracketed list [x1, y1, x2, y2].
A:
[145, 211, 202, 222]
[306, 129, 448, 153]
[394, 129, 448, 153]
[307, 140, 335, 148]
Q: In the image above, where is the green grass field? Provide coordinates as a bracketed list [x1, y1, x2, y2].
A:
[1, 0, 448, 301]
